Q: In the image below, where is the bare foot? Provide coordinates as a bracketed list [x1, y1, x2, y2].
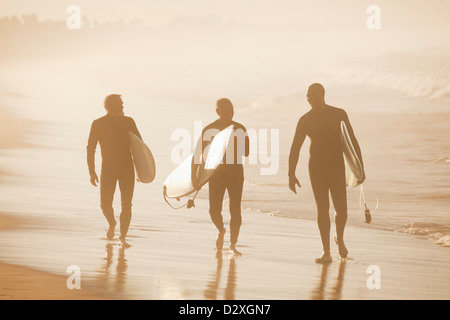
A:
[107, 221, 117, 241]
[315, 251, 332, 264]
[229, 244, 242, 256]
[119, 237, 131, 248]
[216, 228, 226, 250]
[334, 235, 348, 259]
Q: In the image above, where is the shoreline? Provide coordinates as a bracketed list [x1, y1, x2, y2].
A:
[240, 205, 450, 249]
[0, 102, 111, 300]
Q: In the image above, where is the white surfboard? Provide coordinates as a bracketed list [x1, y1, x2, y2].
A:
[129, 132, 156, 183]
[163, 125, 235, 199]
[341, 121, 364, 187]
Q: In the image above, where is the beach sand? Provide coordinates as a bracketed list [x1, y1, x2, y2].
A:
[0, 215, 107, 300]
[1, 202, 449, 300]
[0, 261, 105, 300]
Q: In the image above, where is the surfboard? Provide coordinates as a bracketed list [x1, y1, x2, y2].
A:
[129, 131, 156, 183]
[163, 125, 235, 199]
[340, 121, 364, 187]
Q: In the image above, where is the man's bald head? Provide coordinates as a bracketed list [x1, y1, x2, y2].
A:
[216, 98, 234, 122]
[307, 83, 326, 109]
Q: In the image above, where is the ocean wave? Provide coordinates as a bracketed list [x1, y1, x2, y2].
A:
[245, 180, 285, 187]
[242, 206, 300, 220]
[396, 222, 450, 247]
[406, 156, 450, 164]
[318, 54, 450, 100]
[417, 193, 450, 201]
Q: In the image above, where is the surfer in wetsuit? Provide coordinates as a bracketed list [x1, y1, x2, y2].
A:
[192, 98, 249, 255]
[288, 83, 365, 263]
[87, 94, 142, 248]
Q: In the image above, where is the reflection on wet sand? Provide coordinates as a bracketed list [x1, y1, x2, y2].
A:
[311, 260, 347, 300]
[116, 245, 128, 292]
[96, 243, 129, 295]
[204, 251, 237, 300]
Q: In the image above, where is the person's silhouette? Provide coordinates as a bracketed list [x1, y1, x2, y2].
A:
[288, 84, 365, 263]
[192, 98, 249, 255]
[87, 94, 142, 248]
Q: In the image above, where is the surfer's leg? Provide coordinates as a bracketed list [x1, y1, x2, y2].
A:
[330, 172, 348, 258]
[330, 181, 347, 240]
[209, 177, 227, 249]
[315, 191, 331, 254]
[227, 175, 244, 249]
[100, 170, 118, 239]
[118, 168, 135, 242]
[309, 164, 331, 255]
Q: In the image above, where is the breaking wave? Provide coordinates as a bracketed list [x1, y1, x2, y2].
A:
[396, 222, 450, 247]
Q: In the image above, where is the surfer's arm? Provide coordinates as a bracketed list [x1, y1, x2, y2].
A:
[235, 125, 250, 158]
[190, 132, 204, 189]
[130, 118, 142, 140]
[288, 119, 306, 177]
[244, 129, 250, 157]
[288, 119, 305, 193]
[87, 121, 99, 185]
[342, 111, 364, 169]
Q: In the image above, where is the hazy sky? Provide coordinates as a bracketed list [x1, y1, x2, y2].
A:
[2, 0, 450, 29]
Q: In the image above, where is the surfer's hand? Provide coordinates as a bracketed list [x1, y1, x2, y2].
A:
[90, 172, 99, 187]
[289, 176, 301, 194]
[191, 175, 200, 190]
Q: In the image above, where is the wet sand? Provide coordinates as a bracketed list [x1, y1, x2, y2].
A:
[0, 262, 106, 300]
[0, 214, 109, 300]
[1, 205, 449, 300]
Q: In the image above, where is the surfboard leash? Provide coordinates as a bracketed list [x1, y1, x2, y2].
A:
[359, 184, 379, 224]
[163, 186, 200, 210]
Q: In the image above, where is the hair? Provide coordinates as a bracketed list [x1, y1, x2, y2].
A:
[104, 94, 122, 113]
[308, 83, 325, 97]
[216, 98, 233, 111]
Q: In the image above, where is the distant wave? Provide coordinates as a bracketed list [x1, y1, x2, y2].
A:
[242, 206, 303, 220]
[406, 156, 450, 164]
[417, 193, 450, 201]
[396, 222, 450, 247]
[318, 54, 450, 100]
[245, 180, 285, 187]
[1, 91, 32, 99]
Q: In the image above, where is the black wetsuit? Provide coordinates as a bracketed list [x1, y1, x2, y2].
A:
[87, 114, 142, 239]
[198, 120, 249, 246]
[288, 105, 363, 252]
